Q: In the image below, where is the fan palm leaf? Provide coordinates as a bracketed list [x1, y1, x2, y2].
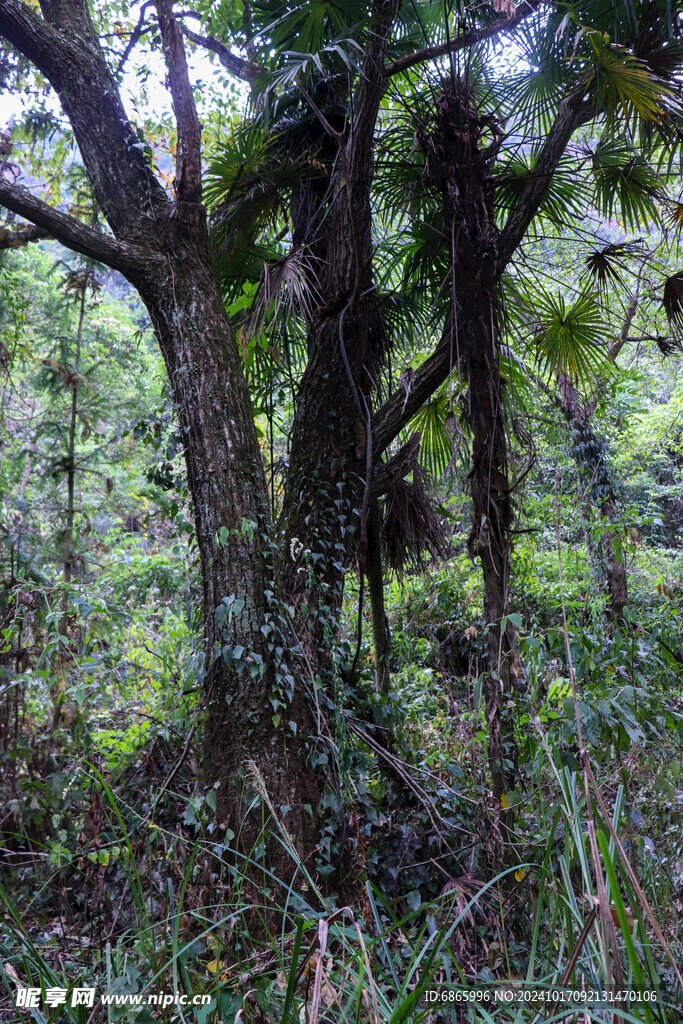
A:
[530, 291, 614, 390]
[249, 0, 369, 55]
[590, 143, 662, 230]
[505, 281, 614, 392]
[404, 384, 460, 481]
[585, 30, 676, 126]
[495, 156, 590, 229]
[580, 238, 644, 294]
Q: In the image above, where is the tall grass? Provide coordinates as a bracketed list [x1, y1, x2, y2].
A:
[0, 738, 680, 1023]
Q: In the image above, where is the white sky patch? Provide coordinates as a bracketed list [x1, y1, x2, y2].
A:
[0, 40, 242, 152]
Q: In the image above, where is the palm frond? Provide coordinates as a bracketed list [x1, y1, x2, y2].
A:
[506, 281, 614, 391]
[266, 37, 365, 91]
[530, 291, 614, 390]
[668, 199, 683, 231]
[590, 143, 662, 230]
[382, 464, 449, 580]
[249, 0, 369, 56]
[580, 239, 644, 294]
[405, 385, 458, 481]
[493, 16, 571, 133]
[663, 272, 683, 337]
[206, 121, 319, 296]
[586, 31, 676, 125]
[496, 156, 590, 229]
[655, 334, 682, 356]
[248, 244, 323, 338]
[398, 217, 450, 299]
[497, 342, 535, 398]
[374, 287, 432, 353]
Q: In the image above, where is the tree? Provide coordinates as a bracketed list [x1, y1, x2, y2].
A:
[0, 0, 681, 870]
[0, 0, 318, 871]
[202, 0, 683, 817]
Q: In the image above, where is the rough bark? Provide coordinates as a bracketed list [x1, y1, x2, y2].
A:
[417, 80, 521, 815]
[0, 0, 600, 865]
[0, 0, 320, 870]
[280, 1, 398, 660]
[135, 239, 321, 858]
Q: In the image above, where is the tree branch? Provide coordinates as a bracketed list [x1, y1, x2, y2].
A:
[385, 0, 543, 78]
[0, 0, 168, 236]
[0, 222, 49, 249]
[497, 87, 594, 270]
[115, 0, 156, 74]
[608, 293, 638, 360]
[155, 1, 203, 206]
[180, 23, 255, 81]
[373, 311, 454, 455]
[0, 180, 149, 273]
[370, 433, 421, 497]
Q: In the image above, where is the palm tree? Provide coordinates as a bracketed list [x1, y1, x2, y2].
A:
[203, 0, 683, 826]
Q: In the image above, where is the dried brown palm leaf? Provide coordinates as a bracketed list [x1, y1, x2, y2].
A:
[581, 240, 643, 293]
[382, 465, 449, 580]
[669, 201, 683, 231]
[655, 334, 682, 356]
[663, 272, 683, 336]
[248, 243, 323, 338]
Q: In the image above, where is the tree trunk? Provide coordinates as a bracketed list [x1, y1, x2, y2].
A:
[0, 0, 325, 871]
[464, 316, 519, 813]
[280, 1, 397, 661]
[419, 79, 519, 822]
[366, 499, 391, 693]
[134, 227, 322, 866]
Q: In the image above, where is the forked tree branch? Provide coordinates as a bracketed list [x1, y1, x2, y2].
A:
[0, 180, 149, 272]
[115, 0, 155, 74]
[385, 0, 543, 77]
[155, 1, 203, 206]
[0, 0, 168, 236]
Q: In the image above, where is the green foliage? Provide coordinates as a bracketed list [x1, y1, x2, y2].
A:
[3, 0, 683, 1017]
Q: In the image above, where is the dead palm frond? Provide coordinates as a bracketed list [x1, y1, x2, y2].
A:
[248, 244, 323, 339]
[663, 271, 683, 337]
[581, 239, 644, 294]
[669, 200, 683, 231]
[382, 465, 449, 581]
[655, 334, 682, 356]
